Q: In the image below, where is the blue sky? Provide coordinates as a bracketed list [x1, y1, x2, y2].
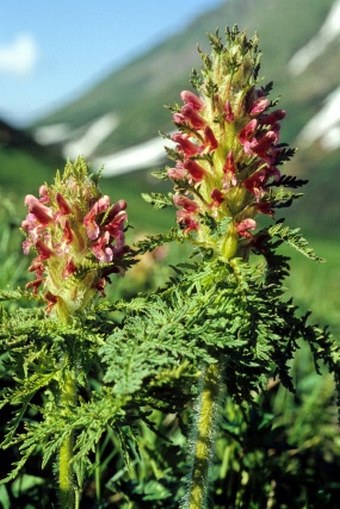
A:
[0, 0, 223, 125]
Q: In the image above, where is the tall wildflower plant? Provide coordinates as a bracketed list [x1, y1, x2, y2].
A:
[1, 158, 132, 508]
[0, 26, 339, 509]
[141, 26, 339, 508]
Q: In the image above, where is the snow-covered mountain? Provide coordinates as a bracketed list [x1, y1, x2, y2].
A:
[31, 0, 339, 164]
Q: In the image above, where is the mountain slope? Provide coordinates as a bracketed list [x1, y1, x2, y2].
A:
[33, 0, 335, 149]
[25, 0, 340, 235]
[0, 119, 63, 198]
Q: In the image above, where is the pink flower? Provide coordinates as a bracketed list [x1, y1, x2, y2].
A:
[172, 133, 201, 156]
[173, 194, 199, 212]
[249, 97, 270, 116]
[204, 126, 218, 151]
[210, 189, 224, 207]
[180, 104, 206, 129]
[239, 119, 258, 154]
[224, 101, 235, 122]
[24, 195, 53, 225]
[223, 151, 236, 175]
[236, 218, 256, 238]
[184, 159, 206, 182]
[56, 192, 71, 215]
[176, 210, 199, 233]
[167, 163, 188, 180]
[180, 90, 204, 110]
[83, 195, 110, 240]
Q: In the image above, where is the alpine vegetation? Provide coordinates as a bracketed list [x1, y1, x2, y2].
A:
[0, 26, 339, 509]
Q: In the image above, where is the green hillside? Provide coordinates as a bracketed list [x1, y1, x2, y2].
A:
[34, 0, 334, 150]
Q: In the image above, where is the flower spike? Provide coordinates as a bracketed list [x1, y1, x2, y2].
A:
[166, 26, 293, 261]
[22, 157, 129, 321]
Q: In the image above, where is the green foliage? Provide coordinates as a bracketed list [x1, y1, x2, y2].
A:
[0, 194, 338, 507]
[0, 194, 29, 290]
[268, 221, 325, 261]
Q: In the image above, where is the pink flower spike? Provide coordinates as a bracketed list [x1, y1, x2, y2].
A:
[180, 90, 204, 110]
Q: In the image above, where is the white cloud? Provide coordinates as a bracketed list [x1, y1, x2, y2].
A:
[0, 33, 39, 75]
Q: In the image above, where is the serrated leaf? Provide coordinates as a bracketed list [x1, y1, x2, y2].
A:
[268, 222, 325, 262]
[141, 192, 173, 209]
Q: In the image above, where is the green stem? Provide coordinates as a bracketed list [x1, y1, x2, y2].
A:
[185, 362, 223, 509]
[59, 373, 76, 508]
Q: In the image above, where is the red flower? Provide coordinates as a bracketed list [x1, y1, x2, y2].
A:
[184, 159, 206, 182]
[180, 90, 204, 110]
[172, 133, 201, 156]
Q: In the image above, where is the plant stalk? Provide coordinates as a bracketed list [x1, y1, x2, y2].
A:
[59, 372, 76, 508]
[185, 362, 223, 509]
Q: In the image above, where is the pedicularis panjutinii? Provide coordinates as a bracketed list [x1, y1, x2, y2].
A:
[22, 158, 129, 322]
[0, 26, 339, 509]
[167, 28, 293, 261]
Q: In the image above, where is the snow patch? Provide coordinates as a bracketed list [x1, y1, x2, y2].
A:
[95, 136, 173, 177]
[297, 85, 340, 150]
[288, 0, 340, 75]
[34, 123, 73, 144]
[63, 113, 119, 159]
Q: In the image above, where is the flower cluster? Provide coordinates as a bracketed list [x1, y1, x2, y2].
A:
[167, 27, 292, 260]
[22, 157, 129, 321]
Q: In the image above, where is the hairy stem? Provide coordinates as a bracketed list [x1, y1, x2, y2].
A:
[59, 373, 76, 508]
[185, 362, 223, 509]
